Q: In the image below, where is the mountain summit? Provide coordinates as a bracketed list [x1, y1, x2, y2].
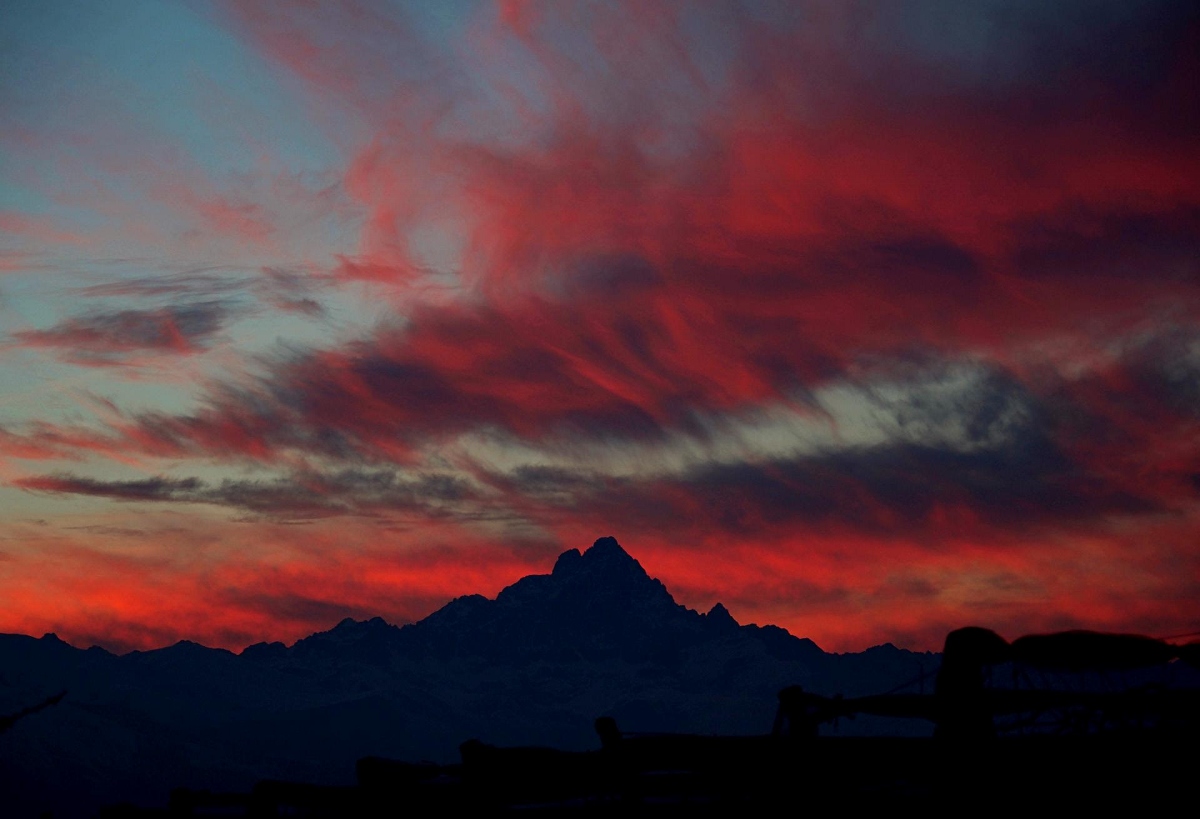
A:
[405, 537, 696, 662]
[549, 536, 663, 595]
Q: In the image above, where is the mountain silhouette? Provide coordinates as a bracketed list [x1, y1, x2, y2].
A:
[291, 537, 825, 668]
[400, 536, 773, 663]
[0, 536, 932, 817]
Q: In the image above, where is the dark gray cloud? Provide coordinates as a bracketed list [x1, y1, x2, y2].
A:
[12, 301, 233, 365]
[502, 441, 1155, 539]
[255, 267, 327, 317]
[1008, 205, 1200, 284]
[492, 367, 1161, 538]
[74, 268, 247, 299]
[17, 469, 477, 520]
[75, 266, 328, 320]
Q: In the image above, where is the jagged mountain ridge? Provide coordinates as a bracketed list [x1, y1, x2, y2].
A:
[0, 537, 935, 817]
[283, 537, 822, 666]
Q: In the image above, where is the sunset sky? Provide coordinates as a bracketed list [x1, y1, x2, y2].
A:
[2, 0, 1198, 653]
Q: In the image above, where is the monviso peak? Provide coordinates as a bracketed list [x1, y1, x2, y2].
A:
[553, 536, 649, 580]
[544, 537, 679, 612]
[428, 537, 693, 663]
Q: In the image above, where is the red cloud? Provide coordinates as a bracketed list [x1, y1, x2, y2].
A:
[5, 1, 1199, 652]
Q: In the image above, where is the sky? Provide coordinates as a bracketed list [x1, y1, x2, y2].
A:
[1, 0, 1198, 654]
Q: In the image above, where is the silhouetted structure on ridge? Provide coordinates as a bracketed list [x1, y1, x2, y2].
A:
[772, 685, 827, 738]
[933, 626, 1006, 739]
[800, 625, 1200, 739]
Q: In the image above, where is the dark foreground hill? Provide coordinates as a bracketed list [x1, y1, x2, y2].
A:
[0, 537, 934, 817]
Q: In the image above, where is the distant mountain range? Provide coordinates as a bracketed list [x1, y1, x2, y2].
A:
[0, 537, 936, 817]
